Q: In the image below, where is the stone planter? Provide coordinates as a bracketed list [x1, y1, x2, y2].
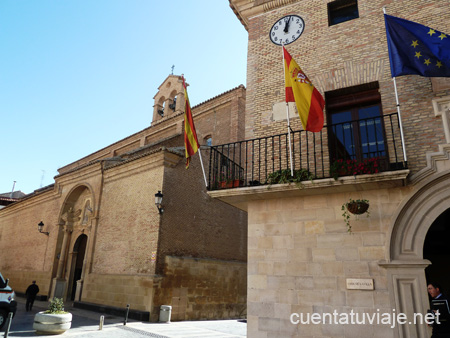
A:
[33, 311, 72, 335]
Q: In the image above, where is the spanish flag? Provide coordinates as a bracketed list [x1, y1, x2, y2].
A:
[283, 46, 324, 132]
[182, 75, 200, 169]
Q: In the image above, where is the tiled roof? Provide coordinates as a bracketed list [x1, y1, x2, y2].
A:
[0, 191, 26, 199]
[192, 84, 245, 109]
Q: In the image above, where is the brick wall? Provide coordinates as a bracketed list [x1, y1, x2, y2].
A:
[92, 151, 167, 276]
[156, 148, 248, 274]
[241, 0, 450, 175]
[0, 187, 60, 295]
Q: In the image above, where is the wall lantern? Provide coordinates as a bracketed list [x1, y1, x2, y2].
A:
[38, 221, 49, 236]
[155, 191, 164, 214]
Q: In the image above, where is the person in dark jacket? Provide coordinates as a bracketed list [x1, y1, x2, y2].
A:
[25, 281, 39, 311]
[428, 282, 450, 338]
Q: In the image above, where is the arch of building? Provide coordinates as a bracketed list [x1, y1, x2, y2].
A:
[51, 184, 95, 300]
[381, 169, 450, 338]
[57, 184, 95, 222]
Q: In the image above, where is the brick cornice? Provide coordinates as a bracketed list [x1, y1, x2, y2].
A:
[229, 0, 299, 30]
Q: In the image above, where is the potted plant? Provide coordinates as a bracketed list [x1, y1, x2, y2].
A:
[218, 167, 244, 188]
[266, 168, 315, 187]
[330, 157, 380, 180]
[33, 298, 72, 335]
[341, 198, 370, 233]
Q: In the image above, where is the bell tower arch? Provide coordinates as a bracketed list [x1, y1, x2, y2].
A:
[152, 75, 185, 123]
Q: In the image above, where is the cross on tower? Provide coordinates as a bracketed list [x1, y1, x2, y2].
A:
[171, 65, 175, 75]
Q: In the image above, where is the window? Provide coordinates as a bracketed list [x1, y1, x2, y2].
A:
[326, 83, 388, 165]
[328, 0, 359, 26]
[205, 136, 212, 146]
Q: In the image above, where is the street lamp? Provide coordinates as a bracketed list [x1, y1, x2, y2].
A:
[155, 191, 164, 214]
[38, 221, 49, 236]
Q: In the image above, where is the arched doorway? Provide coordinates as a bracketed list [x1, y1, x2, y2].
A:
[424, 208, 450, 294]
[69, 234, 87, 301]
[382, 171, 450, 338]
[51, 184, 94, 300]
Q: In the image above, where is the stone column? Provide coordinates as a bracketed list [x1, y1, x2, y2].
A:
[379, 260, 432, 338]
[56, 227, 71, 279]
[52, 207, 80, 299]
[52, 226, 72, 298]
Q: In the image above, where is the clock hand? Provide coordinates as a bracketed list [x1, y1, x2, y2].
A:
[284, 16, 291, 33]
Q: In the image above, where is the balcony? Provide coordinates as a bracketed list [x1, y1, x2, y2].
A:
[208, 112, 408, 191]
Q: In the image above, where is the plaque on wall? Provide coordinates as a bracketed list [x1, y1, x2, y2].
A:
[346, 278, 374, 290]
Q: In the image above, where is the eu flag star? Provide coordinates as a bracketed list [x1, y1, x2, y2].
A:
[384, 14, 450, 77]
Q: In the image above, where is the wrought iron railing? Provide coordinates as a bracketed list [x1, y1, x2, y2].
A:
[208, 112, 407, 190]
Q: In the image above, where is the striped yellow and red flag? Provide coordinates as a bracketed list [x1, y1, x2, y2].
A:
[283, 46, 324, 132]
[182, 75, 200, 168]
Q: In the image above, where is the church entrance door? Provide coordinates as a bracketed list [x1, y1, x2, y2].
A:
[69, 234, 87, 301]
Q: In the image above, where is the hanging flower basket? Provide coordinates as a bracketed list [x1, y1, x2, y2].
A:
[346, 201, 369, 215]
[341, 199, 370, 233]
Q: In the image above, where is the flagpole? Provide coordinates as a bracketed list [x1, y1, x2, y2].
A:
[383, 7, 408, 164]
[282, 42, 295, 176]
[392, 77, 408, 163]
[182, 73, 208, 188]
[198, 148, 208, 188]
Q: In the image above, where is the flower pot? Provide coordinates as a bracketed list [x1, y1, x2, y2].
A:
[232, 179, 244, 187]
[346, 201, 369, 215]
[219, 180, 243, 188]
[219, 181, 232, 189]
[33, 311, 72, 335]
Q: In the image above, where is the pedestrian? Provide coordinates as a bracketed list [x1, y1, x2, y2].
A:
[427, 282, 450, 338]
[25, 280, 39, 312]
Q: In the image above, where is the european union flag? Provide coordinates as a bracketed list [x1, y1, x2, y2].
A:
[384, 14, 450, 77]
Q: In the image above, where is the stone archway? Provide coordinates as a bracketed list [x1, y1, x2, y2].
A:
[380, 170, 450, 338]
[51, 185, 94, 300]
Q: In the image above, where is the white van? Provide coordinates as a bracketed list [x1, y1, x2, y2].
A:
[0, 272, 17, 329]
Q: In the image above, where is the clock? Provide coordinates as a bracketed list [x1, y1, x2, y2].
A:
[269, 15, 305, 46]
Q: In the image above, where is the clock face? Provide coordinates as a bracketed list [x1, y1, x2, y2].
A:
[269, 15, 305, 46]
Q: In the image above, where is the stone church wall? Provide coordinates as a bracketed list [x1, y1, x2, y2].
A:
[81, 273, 155, 312]
[152, 256, 246, 321]
[0, 187, 60, 295]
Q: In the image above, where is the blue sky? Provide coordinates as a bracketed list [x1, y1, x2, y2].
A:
[0, 1, 248, 194]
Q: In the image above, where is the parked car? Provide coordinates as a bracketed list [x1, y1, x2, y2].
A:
[0, 272, 17, 329]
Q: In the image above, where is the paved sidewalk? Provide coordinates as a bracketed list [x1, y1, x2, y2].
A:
[3, 297, 246, 338]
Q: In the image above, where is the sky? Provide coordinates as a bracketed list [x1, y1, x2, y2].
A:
[0, 1, 248, 195]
